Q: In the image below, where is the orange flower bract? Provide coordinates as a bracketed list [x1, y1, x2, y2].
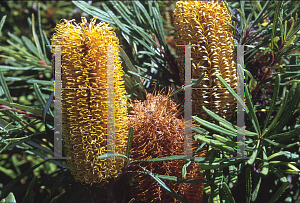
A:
[51, 17, 128, 186]
[174, 0, 237, 120]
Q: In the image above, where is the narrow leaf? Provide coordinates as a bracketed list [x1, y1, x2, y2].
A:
[23, 176, 37, 203]
[252, 174, 262, 201]
[245, 84, 261, 135]
[138, 166, 188, 203]
[126, 126, 134, 158]
[221, 182, 235, 203]
[271, 83, 300, 135]
[7, 32, 24, 45]
[0, 98, 42, 116]
[44, 91, 54, 123]
[271, 1, 282, 56]
[182, 161, 191, 178]
[28, 150, 69, 169]
[262, 88, 289, 137]
[72, 1, 113, 24]
[192, 116, 237, 137]
[250, 0, 271, 28]
[0, 15, 6, 35]
[267, 182, 290, 203]
[131, 171, 204, 183]
[245, 167, 252, 203]
[34, 83, 46, 106]
[264, 138, 299, 148]
[212, 134, 237, 148]
[152, 5, 167, 49]
[2, 193, 16, 203]
[32, 14, 43, 60]
[269, 165, 287, 183]
[134, 1, 154, 30]
[131, 155, 206, 163]
[261, 146, 269, 175]
[98, 153, 128, 160]
[0, 70, 13, 103]
[21, 36, 39, 58]
[198, 159, 244, 170]
[202, 106, 257, 137]
[263, 74, 280, 131]
[248, 140, 260, 165]
[27, 79, 53, 86]
[171, 72, 205, 97]
[216, 74, 249, 115]
[194, 134, 236, 154]
[268, 151, 299, 161]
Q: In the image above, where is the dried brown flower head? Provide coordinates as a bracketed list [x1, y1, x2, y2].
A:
[128, 89, 205, 203]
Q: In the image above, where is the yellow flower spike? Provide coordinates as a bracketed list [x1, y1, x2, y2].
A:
[174, 0, 237, 120]
[51, 17, 128, 187]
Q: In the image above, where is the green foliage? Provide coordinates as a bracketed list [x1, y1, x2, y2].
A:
[194, 2, 300, 202]
[1, 192, 16, 203]
[0, 0, 300, 203]
[0, 1, 82, 40]
[193, 76, 299, 202]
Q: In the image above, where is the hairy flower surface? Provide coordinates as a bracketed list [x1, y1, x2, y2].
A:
[174, 0, 237, 120]
[51, 17, 128, 186]
[128, 90, 205, 203]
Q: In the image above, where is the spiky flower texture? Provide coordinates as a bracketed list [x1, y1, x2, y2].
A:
[129, 90, 205, 203]
[51, 17, 128, 186]
[174, 0, 237, 120]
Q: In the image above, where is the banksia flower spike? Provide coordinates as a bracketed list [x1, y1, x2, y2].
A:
[174, 0, 237, 120]
[128, 89, 205, 203]
[51, 17, 128, 186]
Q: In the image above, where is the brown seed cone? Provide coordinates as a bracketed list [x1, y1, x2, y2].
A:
[128, 90, 205, 203]
[174, 0, 237, 120]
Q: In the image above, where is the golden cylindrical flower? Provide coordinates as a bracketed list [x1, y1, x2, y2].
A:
[174, 0, 237, 120]
[51, 17, 128, 186]
[128, 90, 205, 203]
